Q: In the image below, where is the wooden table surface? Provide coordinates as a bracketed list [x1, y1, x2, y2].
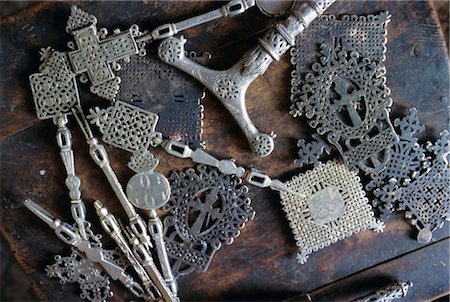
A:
[0, 1, 449, 301]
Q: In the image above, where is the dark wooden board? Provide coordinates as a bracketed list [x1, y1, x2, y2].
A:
[0, 1, 449, 301]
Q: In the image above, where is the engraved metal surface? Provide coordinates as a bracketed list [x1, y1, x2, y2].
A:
[279, 161, 384, 263]
[29, 50, 80, 120]
[367, 108, 426, 218]
[162, 165, 255, 278]
[352, 280, 413, 302]
[87, 101, 163, 152]
[116, 52, 209, 148]
[158, 0, 335, 157]
[290, 42, 398, 173]
[66, 6, 146, 101]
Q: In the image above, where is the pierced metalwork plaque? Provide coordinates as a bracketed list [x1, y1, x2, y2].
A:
[65, 6, 146, 101]
[290, 12, 397, 173]
[279, 161, 384, 263]
[29, 50, 80, 120]
[367, 108, 426, 218]
[87, 101, 163, 152]
[162, 165, 255, 278]
[116, 52, 209, 149]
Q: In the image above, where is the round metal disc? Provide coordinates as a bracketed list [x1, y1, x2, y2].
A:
[126, 171, 171, 210]
[256, 0, 294, 18]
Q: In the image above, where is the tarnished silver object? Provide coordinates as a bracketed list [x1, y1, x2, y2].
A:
[158, 0, 335, 157]
[29, 50, 80, 120]
[163, 139, 302, 196]
[279, 161, 384, 263]
[295, 134, 331, 168]
[367, 108, 426, 218]
[162, 165, 255, 277]
[290, 12, 397, 173]
[352, 281, 413, 302]
[24, 199, 146, 301]
[366, 109, 449, 242]
[117, 52, 209, 149]
[148, 0, 255, 41]
[256, 0, 294, 18]
[66, 6, 147, 101]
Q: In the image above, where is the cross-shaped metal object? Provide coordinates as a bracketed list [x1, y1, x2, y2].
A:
[68, 25, 138, 86]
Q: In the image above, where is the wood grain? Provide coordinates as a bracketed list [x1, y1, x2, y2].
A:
[0, 1, 448, 301]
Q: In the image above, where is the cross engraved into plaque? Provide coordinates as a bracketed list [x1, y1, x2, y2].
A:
[190, 188, 222, 236]
[307, 186, 345, 225]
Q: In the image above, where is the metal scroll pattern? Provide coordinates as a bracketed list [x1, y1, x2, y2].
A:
[290, 12, 397, 174]
[162, 165, 255, 278]
[279, 161, 384, 263]
[116, 52, 209, 149]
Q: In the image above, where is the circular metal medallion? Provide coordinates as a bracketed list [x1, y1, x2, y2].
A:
[126, 171, 171, 210]
[256, 0, 294, 18]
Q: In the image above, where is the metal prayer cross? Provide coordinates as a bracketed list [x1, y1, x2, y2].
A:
[190, 188, 221, 236]
[68, 25, 138, 85]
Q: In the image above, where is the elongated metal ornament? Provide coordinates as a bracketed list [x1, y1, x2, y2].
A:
[279, 161, 384, 263]
[158, 0, 335, 157]
[290, 12, 397, 173]
[162, 165, 255, 277]
[352, 280, 413, 302]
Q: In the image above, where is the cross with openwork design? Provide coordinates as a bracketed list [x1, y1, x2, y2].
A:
[68, 25, 138, 86]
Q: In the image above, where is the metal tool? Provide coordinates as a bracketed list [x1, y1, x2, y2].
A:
[23, 199, 146, 301]
[95, 201, 157, 301]
[125, 150, 178, 295]
[158, 0, 336, 157]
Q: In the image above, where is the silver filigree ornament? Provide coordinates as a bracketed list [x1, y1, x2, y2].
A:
[366, 108, 426, 218]
[162, 165, 255, 278]
[116, 51, 210, 149]
[279, 161, 384, 263]
[158, 0, 335, 157]
[65, 6, 147, 101]
[290, 42, 398, 174]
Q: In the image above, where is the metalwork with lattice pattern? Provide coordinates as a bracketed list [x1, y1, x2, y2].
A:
[290, 12, 397, 173]
[87, 101, 163, 152]
[162, 165, 255, 278]
[116, 52, 210, 149]
[66, 6, 147, 101]
[279, 161, 384, 263]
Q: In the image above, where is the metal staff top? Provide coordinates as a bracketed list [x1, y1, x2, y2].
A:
[158, 0, 335, 157]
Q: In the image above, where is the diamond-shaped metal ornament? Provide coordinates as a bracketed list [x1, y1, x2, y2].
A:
[87, 101, 163, 152]
[290, 12, 397, 174]
[279, 161, 384, 263]
[162, 165, 255, 278]
[116, 51, 209, 149]
[29, 50, 80, 120]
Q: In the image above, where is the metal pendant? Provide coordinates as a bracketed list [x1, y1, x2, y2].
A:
[162, 165, 255, 278]
[46, 249, 112, 302]
[116, 52, 209, 149]
[87, 101, 163, 152]
[279, 161, 384, 263]
[367, 108, 426, 218]
[295, 134, 331, 168]
[290, 12, 397, 173]
[65, 6, 147, 101]
[29, 50, 80, 120]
